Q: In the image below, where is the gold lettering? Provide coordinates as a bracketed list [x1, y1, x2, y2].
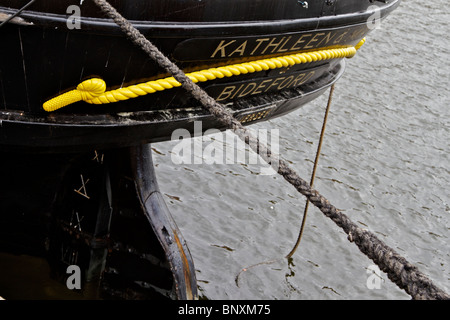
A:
[215, 70, 319, 102]
[288, 72, 308, 88]
[265, 77, 286, 92]
[229, 41, 248, 57]
[240, 114, 251, 123]
[230, 83, 245, 99]
[253, 79, 273, 95]
[211, 40, 236, 58]
[298, 71, 315, 86]
[278, 75, 295, 90]
[277, 36, 292, 52]
[250, 38, 270, 55]
[261, 37, 286, 55]
[333, 31, 348, 44]
[290, 34, 312, 51]
[255, 111, 264, 120]
[238, 83, 258, 98]
[304, 32, 325, 49]
[316, 31, 336, 48]
[216, 85, 236, 101]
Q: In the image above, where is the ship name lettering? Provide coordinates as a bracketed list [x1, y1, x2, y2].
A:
[209, 25, 367, 59]
[215, 71, 315, 102]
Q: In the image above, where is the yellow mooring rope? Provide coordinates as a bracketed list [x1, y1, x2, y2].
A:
[43, 38, 365, 112]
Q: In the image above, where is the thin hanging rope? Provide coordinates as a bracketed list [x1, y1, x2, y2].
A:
[236, 84, 335, 286]
[91, 0, 449, 300]
[286, 84, 335, 259]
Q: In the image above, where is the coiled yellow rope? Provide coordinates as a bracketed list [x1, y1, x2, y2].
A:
[43, 38, 365, 112]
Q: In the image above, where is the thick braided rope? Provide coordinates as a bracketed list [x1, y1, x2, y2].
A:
[43, 43, 360, 111]
[92, 0, 450, 300]
[87, 46, 356, 104]
[85, 47, 356, 104]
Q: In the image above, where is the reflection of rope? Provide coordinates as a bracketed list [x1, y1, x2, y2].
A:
[93, 0, 450, 300]
[43, 42, 363, 112]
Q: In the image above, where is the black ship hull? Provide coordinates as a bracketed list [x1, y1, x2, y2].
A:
[0, 0, 400, 152]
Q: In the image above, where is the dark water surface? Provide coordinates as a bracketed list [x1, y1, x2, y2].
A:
[151, 0, 449, 299]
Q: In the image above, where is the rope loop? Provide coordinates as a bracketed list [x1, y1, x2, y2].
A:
[43, 78, 106, 112]
[77, 78, 107, 101]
